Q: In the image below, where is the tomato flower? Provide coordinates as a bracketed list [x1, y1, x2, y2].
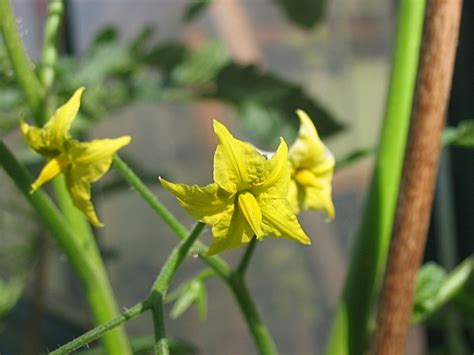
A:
[160, 120, 310, 255]
[21, 87, 131, 227]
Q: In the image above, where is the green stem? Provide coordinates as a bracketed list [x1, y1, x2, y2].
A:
[0, 141, 130, 354]
[229, 274, 278, 355]
[39, 0, 62, 90]
[49, 302, 146, 355]
[237, 236, 257, 276]
[325, 1, 427, 354]
[39, 0, 63, 124]
[50, 222, 206, 355]
[0, 0, 43, 122]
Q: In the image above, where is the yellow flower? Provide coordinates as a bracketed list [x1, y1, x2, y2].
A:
[21, 87, 131, 227]
[160, 120, 310, 255]
[287, 110, 335, 218]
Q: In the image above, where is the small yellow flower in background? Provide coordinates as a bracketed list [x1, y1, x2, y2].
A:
[287, 109, 335, 218]
[21, 87, 131, 227]
[160, 120, 310, 255]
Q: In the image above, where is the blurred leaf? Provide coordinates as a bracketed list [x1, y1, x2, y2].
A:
[168, 280, 207, 320]
[0, 277, 26, 318]
[183, 0, 213, 22]
[130, 25, 155, 56]
[335, 147, 374, 170]
[212, 63, 343, 146]
[172, 41, 229, 86]
[412, 262, 447, 322]
[91, 26, 119, 49]
[443, 120, 474, 148]
[146, 42, 188, 74]
[272, 0, 326, 28]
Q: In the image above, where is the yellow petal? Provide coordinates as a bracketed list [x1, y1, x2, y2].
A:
[207, 208, 254, 255]
[160, 178, 233, 225]
[288, 110, 326, 169]
[31, 155, 69, 192]
[45, 87, 85, 148]
[256, 138, 290, 197]
[72, 136, 131, 165]
[294, 169, 319, 188]
[213, 120, 266, 192]
[260, 196, 311, 245]
[65, 172, 103, 227]
[301, 186, 335, 219]
[20, 118, 59, 157]
[237, 191, 263, 238]
[287, 179, 300, 214]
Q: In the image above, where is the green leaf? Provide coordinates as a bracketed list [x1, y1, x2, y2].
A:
[169, 280, 206, 320]
[335, 147, 374, 170]
[272, 0, 326, 28]
[195, 281, 207, 320]
[212, 63, 343, 146]
[443, 120, 474, 148]
[172, 41, 229, 86]
[146, 42, 188, 74]
[412, 262, 447, 322]
[183, 0, 213, 23]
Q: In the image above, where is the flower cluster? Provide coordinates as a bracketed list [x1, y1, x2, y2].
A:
[21, 88, 334, 253]
[161, 112, 334, 255]
[21, 88, 131, 227]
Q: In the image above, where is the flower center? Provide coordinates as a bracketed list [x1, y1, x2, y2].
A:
[237, 191, 264, 239]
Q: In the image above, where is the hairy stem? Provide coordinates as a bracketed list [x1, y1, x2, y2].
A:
[0, 0, 44, 122]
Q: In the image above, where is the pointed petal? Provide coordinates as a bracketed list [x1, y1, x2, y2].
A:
[160, 178, 233, 225]
[288, 110, 326, 168]
[20, 118, 58, 157]
[72, 136, 131, 165]
[45, 87, 85, 148]
[260, 196, 311, 245]
[31, 155, 68, 191]
[256, 138, 290, 198]
[213, 120, 265, 192]
[65, 172, 103, 227]
[237, 191, 263, 238]
[207, 208, 254, 255]
[287, 180, 300, 214]
[302, 186, 335, 219]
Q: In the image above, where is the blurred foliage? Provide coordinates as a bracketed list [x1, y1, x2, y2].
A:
[272, 0, 326, 28]
[443, 120, 474, 148]
[412, 262, 448, 323]
[0, 24, 343, 148]
[182, 0, 213, 23]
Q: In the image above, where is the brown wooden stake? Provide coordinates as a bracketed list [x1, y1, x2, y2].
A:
[372, 1, 463, 354]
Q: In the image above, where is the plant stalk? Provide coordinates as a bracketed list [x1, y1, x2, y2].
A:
[373, 1, 463, 352]
[325, 1, 427, 354]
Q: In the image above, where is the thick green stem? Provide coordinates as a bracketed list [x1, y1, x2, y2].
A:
[0, 141, 130, 354]
[0, 0, 43, 122]
[325, 1, 426, 354]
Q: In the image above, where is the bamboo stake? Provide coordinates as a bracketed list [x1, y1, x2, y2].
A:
[372, 1, 463, 354]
